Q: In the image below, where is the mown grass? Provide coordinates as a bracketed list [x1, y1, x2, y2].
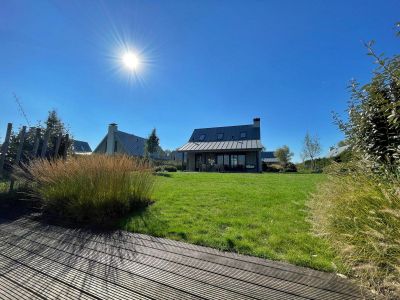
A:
[122, 172, 341, 272]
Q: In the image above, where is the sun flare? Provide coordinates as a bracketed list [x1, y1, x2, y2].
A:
[122, 52, 139, 71]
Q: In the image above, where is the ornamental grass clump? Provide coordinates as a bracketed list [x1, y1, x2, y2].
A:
[309, 162, 400, 298]
[26, 155, 155, 226]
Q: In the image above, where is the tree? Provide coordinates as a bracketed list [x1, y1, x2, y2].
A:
[145, 128, 160, 158]
[274, 145, 293, 168]
[334, 36, 400, 170]
[44, 110, 71, 157]
[301, 133, 321, 170]
[5, 110, 71, 163]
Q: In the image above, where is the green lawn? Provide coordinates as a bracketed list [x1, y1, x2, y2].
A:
[121, 172, 341, 272]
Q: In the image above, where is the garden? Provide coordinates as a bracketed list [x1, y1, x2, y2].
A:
[1, 25, 399, 300]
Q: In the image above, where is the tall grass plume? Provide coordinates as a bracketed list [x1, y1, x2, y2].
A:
[24, 155, 156, 226]
[309, 162, 400, 298]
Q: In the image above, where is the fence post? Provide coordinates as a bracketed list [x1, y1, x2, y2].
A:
[32, 127, 41, 158]
[41, 128, 51, 158]
[54, 132, 62, 159]
[9, 126, 26, 191]
[0, 123, 12, 176]
[63, 134, 69, 160]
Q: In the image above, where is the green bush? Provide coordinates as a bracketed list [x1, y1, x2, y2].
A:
[154, 165, 177, 172]
[24, 155, 156, 226]
[284, 162, 297, 172]
[163, 165, 177, 172]
[262, 162, 282, 172]
[309, 162, 400, 297]
[154, 166, 164, 172]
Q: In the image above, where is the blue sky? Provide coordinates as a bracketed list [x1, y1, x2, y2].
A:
[0, 0, 399, 162]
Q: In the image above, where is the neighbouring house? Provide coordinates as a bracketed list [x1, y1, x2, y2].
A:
[93, 123, 147, 156]
[170, 150, 185, 163]
[177, 118, 263, 172]
[261, 151, 279, 165]
[72, 140, 92, 155]
[326, 145, 350, 158]
[93, 123, 166, 158]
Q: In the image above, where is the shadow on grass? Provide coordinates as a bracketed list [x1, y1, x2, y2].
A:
[154, 172, 172, 178]
[118, 204, 168, 238]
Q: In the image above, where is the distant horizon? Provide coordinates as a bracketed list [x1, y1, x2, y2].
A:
[1, 0, 399, 162]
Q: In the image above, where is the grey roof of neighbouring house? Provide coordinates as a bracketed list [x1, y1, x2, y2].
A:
[327, 145, 350, 158]
[115, 131, 146, 156]
[178, 122, 263, 152]
[261, 151, 279, 163]
[73, 140, 92, 153]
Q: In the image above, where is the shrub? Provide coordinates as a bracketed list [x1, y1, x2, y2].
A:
[334, 40, 400, 170]
[163, 165, 177, 172]
[284, 162, 297, 172]
[154, 166, 164, 172]
[262, 162, 282, 172]
[154, 165, 177, 172]
[309, 162, 400, 297]
[24, 155, 156, 226]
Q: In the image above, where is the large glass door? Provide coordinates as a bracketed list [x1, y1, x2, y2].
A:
[195, 154, 202, 171]
[215, 153, 247, 171]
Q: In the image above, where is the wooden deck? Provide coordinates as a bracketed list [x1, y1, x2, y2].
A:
[0, 216, 366, 299]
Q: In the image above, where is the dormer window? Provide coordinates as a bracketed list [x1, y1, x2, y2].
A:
[199, 134, 206, 141]
[217, 133, 224, 140]
[240, 132, 247, 139]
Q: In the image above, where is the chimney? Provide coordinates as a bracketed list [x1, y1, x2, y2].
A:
[253, 117, 260, 127]
[106, 123, 118, 154]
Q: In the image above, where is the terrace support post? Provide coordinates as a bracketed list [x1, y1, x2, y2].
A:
[54, 132, 62, 159]
[9, 125, 26, 192]
[31, 127, 41, 158]
[41, 127, 51, 158]
[63, 134, 69, 160]
[0, 123, 12, 177]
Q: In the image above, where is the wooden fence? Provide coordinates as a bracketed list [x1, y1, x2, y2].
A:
[0, 122, 69, 191]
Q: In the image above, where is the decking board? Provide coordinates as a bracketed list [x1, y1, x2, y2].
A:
[0, 218, 361, 298]
[0, 225, 354, 300]
[0, 217, 365, 299]
[0, 229, 304, 300]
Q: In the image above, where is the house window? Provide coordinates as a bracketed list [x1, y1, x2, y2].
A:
[240, 132, 247, 139]
[223, 154, 229, 168]
[217, 155, 223, 166]
[217, 133, 223, 140]
[231, 155, 238, 168]
[114, 141, 118, 153]
[238, 154, 245, 168]
[199, 134, 206, 141]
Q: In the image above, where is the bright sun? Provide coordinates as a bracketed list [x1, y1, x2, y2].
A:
[122, 52, 139, 71]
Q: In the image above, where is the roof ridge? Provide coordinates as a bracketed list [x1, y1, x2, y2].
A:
[193, 124, 253, 131]
[116, 130, 146, 140]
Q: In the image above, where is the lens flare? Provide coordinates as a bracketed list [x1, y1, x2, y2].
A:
[122, 52, 139, 70]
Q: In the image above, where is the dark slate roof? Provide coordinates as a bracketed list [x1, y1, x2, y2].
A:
[73, 140, 92, 153]
[178, 121, 263, 152]
[189, 124, 260, 142]
[261, 151, 275, 159]
[178, 140, 262, 152]
[261, 151, 279, 163]
[327, 145, 350, 158]
[115, 131, 146, 156]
